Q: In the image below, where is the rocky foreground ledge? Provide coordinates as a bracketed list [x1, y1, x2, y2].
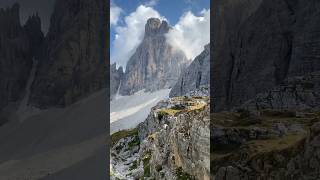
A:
[212, 108, 320, 180]
[111, 96, 210, 179]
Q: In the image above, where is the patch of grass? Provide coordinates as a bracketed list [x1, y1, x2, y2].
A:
[211, 152, 232, 161]
[148, 133, 156, 141]
[176, 167, 194, 180]
[171, 104, 186, 110]
[159, 109, 181, 116]
[236, 109, 251, 119]
[246, 134, 306, 155]
[211, 112, 260, 127]
[187, 102, 206, 112]
[158, 96, 208, 118]
[111, 128, 138, 146]
[192, 96, 204, 99]
[158, 110, 168, 120]
[261, 109, 296, 118]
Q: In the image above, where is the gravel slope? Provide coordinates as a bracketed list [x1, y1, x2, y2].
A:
[0, 90, 108, 180]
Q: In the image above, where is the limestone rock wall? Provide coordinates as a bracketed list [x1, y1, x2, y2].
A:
[212, 0, 320, 111]
[170, 44, 210, 97]
[29, 0, 108, 108]
[0, 3, 43, 117]
[120, 18, 189, 95]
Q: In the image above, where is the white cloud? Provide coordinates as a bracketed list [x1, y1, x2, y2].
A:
[166, 9, 210, 60]
[144, 0, 159, 7]
[111, 5, 165, 68]
[110, 4, 122, 26]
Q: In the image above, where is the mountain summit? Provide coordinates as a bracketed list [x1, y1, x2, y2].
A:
[120, 18, 189, 95]
[144, 18, 170, 36]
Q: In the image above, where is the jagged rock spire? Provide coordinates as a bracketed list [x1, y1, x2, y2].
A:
[144, 18, 170, 37]
[120, 17, 189, 95]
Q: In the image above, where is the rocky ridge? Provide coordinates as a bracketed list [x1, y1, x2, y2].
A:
[0, 3, 43, 124]
[110, 63, 124, 100]
[111, 96, 210, 179]
[240, 71, 320, 112]
[29, 0, 108, 108]
[170, 44, 210, 98]
[120, 18, 189, 95]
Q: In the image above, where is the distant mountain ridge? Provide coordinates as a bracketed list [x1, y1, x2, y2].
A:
[170, 43, 210, 97]
[110, 63, 123, 99]
[0, 3, 43, 122]
[28, 0, 108, 108]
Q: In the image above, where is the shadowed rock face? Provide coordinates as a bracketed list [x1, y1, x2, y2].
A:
[212, 2, 320, 178]
[170, 44, 210, 97]
[120, 18, 189, 95]
[211, 109, 320, 180]
[212, 0, 320, 111]
[110, 63, 123, 100]
[240, 72, 320, 111]
[0, 3, 43, 115]
[29, 0, 108, 109]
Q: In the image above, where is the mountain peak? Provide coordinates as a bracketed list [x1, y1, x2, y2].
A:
[0, 3, 21, 28]
[145, 18, 169, 37]
[120, 17, 188, 95]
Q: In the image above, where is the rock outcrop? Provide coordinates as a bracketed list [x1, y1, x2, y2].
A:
[212, 109, 320, 180]
[212, 0, 320, 111]
[0, 3, 43, 124]
[120, 18, 189, 95]
[170, 44, 210, 97]
[29, 0, 108, 108]
[110, 63, 124, 100]
[111, 96, 210, 179]
[240, 72, 320, 112]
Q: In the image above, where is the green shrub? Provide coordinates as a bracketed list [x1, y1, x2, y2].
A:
[111, 128, 138, 146]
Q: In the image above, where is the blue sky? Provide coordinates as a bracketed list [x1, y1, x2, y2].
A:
[110, 0, 210, 68]
[110, 0, 210, 42]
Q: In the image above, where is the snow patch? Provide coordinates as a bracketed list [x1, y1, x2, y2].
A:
[110, 89, 170, 134]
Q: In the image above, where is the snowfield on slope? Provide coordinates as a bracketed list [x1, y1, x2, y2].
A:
[110, 89, 170, 134]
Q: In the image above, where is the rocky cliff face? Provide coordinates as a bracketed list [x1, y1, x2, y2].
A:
[212, 0, 320, 111]
[24, 13, 44, 58]
[110, 63, 123, 100]
[240, 72, 320, 112]
[120, 18, 189, 95]
[170, 44, 210, 97]
[111, 96, 210, 179]
[0, 3, 43, 123]
[29, 0, 108, 108]
[212, 1, 320, 179]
